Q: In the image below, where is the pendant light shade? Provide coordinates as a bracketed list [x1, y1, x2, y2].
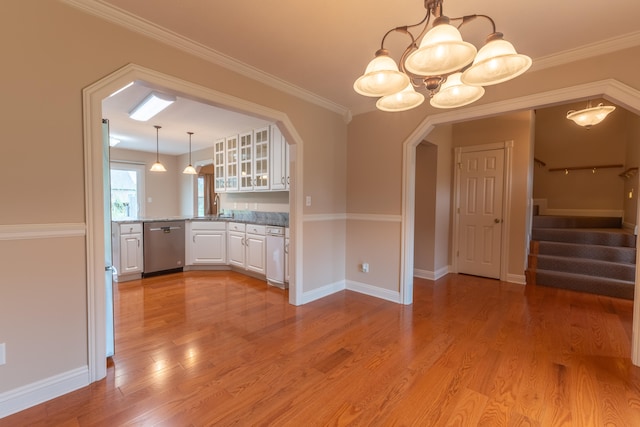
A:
[566, 102, 616, 128]
[405, 18, 477, 76]
[150, 125, 167, 172]
[461, 33, 532, 86]
[430, 73, 485, 109]
[353, 49, 410, 97]
[183, 131, 197, 175]
[376, 83, 425, 112]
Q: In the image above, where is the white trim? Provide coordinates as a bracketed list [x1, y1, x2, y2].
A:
[0, 223, 85, 241]
[531, 31, 640, 73]
[303, 213, 347, 222]
[543, 209, 624, 218]
[0, 367, 88, 419]
[347, 213, 402, 222]
[414, 266, 449, 281]
[299, 280, 345, 304]
[400, 79, 640, 367]
[59, 0, 351, 122]
[506, 274, 526, 285]
[346, 280, 402, 304]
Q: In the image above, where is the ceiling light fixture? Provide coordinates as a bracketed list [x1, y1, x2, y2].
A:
[183, 132, 197, 175]
[129, 91, 176, 121]
[566, 101, 616, 129]
[150, 125, 167, 172]
[354, 0, 532, 111]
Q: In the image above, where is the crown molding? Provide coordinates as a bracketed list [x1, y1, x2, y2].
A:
[531, 30, 640, 72]
[59, 0, 352, 122]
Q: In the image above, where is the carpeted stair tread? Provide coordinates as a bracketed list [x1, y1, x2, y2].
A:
[534, 254, 635, 281]
[536, 241, 636, 264]
[532, 215, 622, 229]
[534, 269, 634, 300]
[532, 227, 636, 248]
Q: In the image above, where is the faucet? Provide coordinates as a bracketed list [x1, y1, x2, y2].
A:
[214, 193, 221, 217]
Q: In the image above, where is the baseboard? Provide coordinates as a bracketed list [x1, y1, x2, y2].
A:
[506, 273, 526, 285]
[622, 221, 638, 235]
[414, 266, 450, 280]
[542, 208, 623, 218]
[346, 280, 401, 303]
[0, 366, 89, 419]
[300, 280, 346, 304]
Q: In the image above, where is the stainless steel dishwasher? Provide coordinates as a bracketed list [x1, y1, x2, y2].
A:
[143, 220, 185, 277]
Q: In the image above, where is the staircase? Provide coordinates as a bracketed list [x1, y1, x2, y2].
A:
[526, 215, 636, 300]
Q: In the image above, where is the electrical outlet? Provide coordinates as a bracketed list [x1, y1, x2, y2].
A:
[0, 343, 6, 365]
[305, 196, 312, 207]
[361, 263, 369, 273]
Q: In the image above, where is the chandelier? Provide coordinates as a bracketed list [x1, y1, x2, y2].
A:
[566, 101, 616, 128]
[353, 0, 532, 111]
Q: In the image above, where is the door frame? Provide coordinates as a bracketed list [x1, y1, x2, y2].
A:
[451, 141, 513, 280]
[400, 78, 640, 366]
[83, 63, 305, 382]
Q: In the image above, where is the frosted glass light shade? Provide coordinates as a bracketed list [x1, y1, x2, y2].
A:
[430, 73, 485, 109]
[566, 103, 616, 127]
[150, 161, 167, 172]
[376, 83, 425, 112]
[405, 23, 477, 76]
[354, 52, 410, 97]
[461, 38, 532, 86]
[183, 165, 197, 174]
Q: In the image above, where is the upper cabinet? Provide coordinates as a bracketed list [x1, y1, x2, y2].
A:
[214, 125, 288, 193]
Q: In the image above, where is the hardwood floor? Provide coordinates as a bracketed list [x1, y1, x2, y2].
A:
[2, 271, 640, 426]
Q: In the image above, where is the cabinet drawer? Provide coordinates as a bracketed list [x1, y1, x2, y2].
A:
[228, 222, 246, 232]
[120, 223, 142, 235]
[190, 221, 226, 231]
[246, 224, 266, 235]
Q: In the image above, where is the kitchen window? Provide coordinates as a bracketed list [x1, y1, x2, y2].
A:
[110, 162, 145, 220]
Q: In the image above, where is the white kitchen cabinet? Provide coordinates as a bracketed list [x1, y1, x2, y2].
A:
[213, 138, 226, 193]
[239, 132, 254, 191]
[270, 124, 289, 191]
[245, 224, 266, 274]
[112, 222, 143, 282]
[227, 222, 246, 268]
[253, 127, 270, 191]
[225, 135, 239, 191]
[227, 222, 266, 275]
[186, 221, 226, 265]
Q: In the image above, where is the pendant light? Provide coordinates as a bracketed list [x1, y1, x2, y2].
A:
[183, 131, 197, 175]
[150, 125, 167, 172]
[566, 101, 616, 129]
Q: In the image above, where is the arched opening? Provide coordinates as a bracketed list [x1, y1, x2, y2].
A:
[401, 79, 640, 365]
[83, 64, 305, 382]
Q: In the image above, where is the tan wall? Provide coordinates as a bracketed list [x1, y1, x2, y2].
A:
[0, 1, 346, 396]
[414, 143, 437, 272]
[533, 100, 627, 211]
[624, 114, 640, 226]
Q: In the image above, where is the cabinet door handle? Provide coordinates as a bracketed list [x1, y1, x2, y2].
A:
[284, 243, 289, 254]
[137, 239, 140, 247]
[193, 235, 196, 243]
[281, 177, 285, 185]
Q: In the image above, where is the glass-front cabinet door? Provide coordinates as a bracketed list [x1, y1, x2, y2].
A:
[225, 135, 239, 191]
[253, 127, 270, 190]
[239, 131, 253, 191]
[214, 138, 226, 192]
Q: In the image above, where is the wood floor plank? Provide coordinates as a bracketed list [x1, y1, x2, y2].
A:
[1, 271, 639, 426]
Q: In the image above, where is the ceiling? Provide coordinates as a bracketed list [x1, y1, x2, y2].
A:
[91, 0, 640, 155]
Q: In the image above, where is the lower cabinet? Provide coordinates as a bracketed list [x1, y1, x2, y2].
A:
[227, 222, 266, 275]
[186, 221, 227, 265]
[285, 227, 290, 284]
[112, 222, 144, 282]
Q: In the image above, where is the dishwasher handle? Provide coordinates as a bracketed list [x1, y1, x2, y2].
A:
[148, 226, 182, 233]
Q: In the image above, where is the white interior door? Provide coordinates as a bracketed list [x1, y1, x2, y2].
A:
[102, 119, 115, 357]
[457, 147, 505, 279]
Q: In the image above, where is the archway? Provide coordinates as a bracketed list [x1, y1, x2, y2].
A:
[83, 63, 305, 382]
[400, 79, 640, 365]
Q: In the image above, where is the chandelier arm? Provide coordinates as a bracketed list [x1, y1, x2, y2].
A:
[450, 14, 497, 34]
[380, 6, 431, 50]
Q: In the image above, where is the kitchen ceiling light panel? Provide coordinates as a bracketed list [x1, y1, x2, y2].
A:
[129, 92, 176, 122]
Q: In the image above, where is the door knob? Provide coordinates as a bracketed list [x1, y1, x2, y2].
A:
[494, 218, 501, 223]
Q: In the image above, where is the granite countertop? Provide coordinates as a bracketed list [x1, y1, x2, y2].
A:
[113, 210, 289, 227]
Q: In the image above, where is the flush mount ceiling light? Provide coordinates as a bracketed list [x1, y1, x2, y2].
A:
[150, 125, 167, 172]
[129, 91, 176, 121]
[354, 0, 532, 111]
[183, 131, 197, 175]
[566, 101, 616, 129]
